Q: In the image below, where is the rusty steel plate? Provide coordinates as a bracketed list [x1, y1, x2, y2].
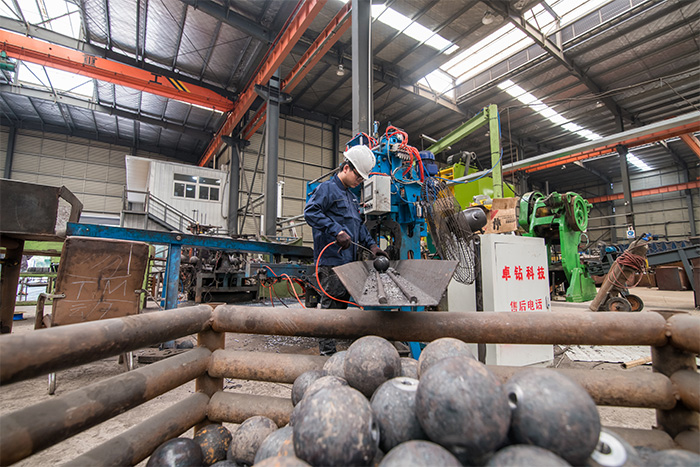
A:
[333, 259, 457, 308]
[51, 237, 149, 326]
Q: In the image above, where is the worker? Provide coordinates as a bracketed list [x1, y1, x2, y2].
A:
[304, 144, 388, 356]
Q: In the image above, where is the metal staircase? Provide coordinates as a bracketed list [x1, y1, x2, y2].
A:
[121, 189, 197, 233]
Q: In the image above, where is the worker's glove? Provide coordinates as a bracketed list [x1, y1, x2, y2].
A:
[371, 245, 388, 258]
[336, 231, 352, 250]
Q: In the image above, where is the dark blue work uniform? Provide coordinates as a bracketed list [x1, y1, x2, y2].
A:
[304, 174, 377, 355]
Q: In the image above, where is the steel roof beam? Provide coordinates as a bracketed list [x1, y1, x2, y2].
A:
[198, 0, 327, 167]
[482, 1, 635, 125]
[0, 84, 213, 139]
[0, 29, 234, 112]
[0, 18, 236, 99]
[177, 0, 273, 44]
[680, 134, 700, 159]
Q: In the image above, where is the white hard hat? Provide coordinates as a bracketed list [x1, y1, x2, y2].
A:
[343, 145, 375, 179]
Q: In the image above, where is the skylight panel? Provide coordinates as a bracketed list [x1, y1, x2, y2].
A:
[403, 22, 434, 43]
[376, 8, 412, 31]
[0, 3, 18, 19]
[418, 69, 455, 99]
[18, 62, 94, 98]
[627, 152, 651, 171]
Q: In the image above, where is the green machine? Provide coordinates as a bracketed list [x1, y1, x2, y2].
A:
[519, 191, 597, 302]
[439, 151, 516, 208]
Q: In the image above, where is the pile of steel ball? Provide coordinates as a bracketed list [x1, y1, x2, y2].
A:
[147, 336, 700, 467]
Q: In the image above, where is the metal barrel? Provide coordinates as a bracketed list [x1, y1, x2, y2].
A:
[0, 305, 213, 386]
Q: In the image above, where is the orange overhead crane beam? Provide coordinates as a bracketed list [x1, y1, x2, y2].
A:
[242, 2, 351, 141]
[504, 121, 700, 175]
[587, 180, 700, 204]
[680, 133, 700, 159]
[0, 29, 234, 112]
[198, 0, 328, 167]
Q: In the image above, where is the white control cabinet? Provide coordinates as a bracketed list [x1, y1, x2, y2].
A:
[480, 234, 553, 366]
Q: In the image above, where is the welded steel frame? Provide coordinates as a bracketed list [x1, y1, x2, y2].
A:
[1, 305, 698, 465]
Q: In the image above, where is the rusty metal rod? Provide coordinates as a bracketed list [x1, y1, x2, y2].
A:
[671, 370, 700, 412]
[0, 305, 213, 386]
[488, 365, 677, 410]
[375, 270, 387, 305]
[386, 269, 417, 303]
[64, 393, 209, 467]
[0, 347, 211, 466]
[212, 306, 669, 346]
[207, 349, 677, 410]
[208, 391, 292, 427]
[667, 314, 700, 354]
[209, 349, 327, 383]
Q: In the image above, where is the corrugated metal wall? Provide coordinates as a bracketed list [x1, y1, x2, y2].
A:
[5, 128, 171, 218]
[235, 116, 346, 246]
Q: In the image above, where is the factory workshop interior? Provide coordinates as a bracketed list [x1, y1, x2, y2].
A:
[0, 0, 699, 466]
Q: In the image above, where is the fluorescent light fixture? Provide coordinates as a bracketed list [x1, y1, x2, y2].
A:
[627, 152, 652, 171]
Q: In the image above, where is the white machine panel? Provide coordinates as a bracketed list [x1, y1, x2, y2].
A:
[480, 234, 553, 366]
[362, 175, 392, 214]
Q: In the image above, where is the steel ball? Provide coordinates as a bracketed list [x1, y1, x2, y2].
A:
[417, 337, 475, 378]
[291, 369, 326, 406]
[486, 445, 570, 466]
[210, 461, 239, 467]
[505, 368, 601, 465]
[193, 424, 232, 466]
[370, 377, 427, 452]
[373, 256, 390, 273]
[344, 335, 401, 398]
[645, 449, 700, 467]
[293, 386, 379, 466]
[147, 438, 204, 467]
[303, 375, 348, 400]
[227, 416, 278, 466]
[254, 425, 295, 464]
[322, 350, 347, 378]
[400, 357, 419, 379]
[415, 356, 510, 462]
[254, 456, 311, 467]
[379, 440, 461, 467]
[587, 428, 642, 467]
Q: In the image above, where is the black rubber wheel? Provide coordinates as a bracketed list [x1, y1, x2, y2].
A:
[605, 297, 632, 312]
[625, 294, 644, 312]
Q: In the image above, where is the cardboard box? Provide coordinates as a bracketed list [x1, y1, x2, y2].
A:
[484, 198, 518, 234]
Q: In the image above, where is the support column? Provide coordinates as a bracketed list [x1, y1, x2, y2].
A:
[488, 104, 502, 198]
[4, 126, 16, 179]
[264, 70, 281, 238]
[194, 326, 225, 433]
[228, 144, 240, 236]
[616, 145, 635, 234]
[683, 166, 697, 237]
[0, 237, 23, 334]
[352, 0, 372, 136]
[332, 121, 340, 167]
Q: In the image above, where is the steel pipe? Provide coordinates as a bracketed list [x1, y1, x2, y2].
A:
[212, 306, 668, 346]
[0, 347, 211, 465]
[209, 349, 327, 383]
[488, 366, 677, 410]
[64, 393, 209, 467]
[671, 370, 700, 412]
[208, 391, 293, 427]
[667, 314, 700, 354]
[0, 305, 213, 386]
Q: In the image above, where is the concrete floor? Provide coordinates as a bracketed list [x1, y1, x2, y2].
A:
[550, 286, 696, 313]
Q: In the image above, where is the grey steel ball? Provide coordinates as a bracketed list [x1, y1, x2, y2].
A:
[291, 369, 326, 406]
[254, 456, 310, 467]
[344, 335, 401, 398]
[645, 449, 700, 467]
[374, 256, 390, 273]
[486, 445, 571, 466]
[322, 350, 347, 378]
[227, 416, 278, 465]
[210, 461, 239, 467]
[505, 368, 601, 465]
[254, 425, 295, 464]
[379, 440, 461, 467]
[370, 377, 427, 452]
[587, 429, 642, 467]
[400, 357, 419, 379]
[416, 356, 510, 461]
[193, 424, 232, 465]
[417, 337, 475, 378]
[303, 375, 348, 400]
[293, 386, 379, 466]
[147, 438, 204, 467]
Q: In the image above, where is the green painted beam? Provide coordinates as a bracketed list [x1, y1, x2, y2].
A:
[427, 107, 490, 155]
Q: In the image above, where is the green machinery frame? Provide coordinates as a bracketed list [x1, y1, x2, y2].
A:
[519, 191, 597, 302]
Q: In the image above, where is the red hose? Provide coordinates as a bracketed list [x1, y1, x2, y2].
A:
[315, 241, 362, 309]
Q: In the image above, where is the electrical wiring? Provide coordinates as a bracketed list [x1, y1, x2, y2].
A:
[315, 241, 362, 309]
